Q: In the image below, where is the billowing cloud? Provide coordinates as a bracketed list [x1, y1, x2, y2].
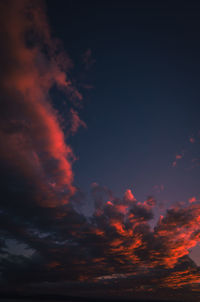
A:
[0, 0, 85, 208]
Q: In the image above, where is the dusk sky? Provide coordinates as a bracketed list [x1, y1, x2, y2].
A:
[1, 0, 200, 301]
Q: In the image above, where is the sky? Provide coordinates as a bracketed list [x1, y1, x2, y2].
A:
[0, 0, 200, 301]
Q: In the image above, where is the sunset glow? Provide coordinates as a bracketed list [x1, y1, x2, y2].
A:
[0, 1, 200, 301]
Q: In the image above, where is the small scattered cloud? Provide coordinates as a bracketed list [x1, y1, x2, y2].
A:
[172, 153, 184, 168]
[70, 108, 87, 135]
[153, 184, 165, 193]
[189, 137, 195, 144]
[188, 196, 199, 203]
[82, 48, 96, 70]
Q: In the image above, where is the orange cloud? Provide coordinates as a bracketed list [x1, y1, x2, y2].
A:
[162, 269, 200, 288]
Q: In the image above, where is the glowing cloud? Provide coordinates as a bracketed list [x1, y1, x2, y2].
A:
[0, 0, 83, 207]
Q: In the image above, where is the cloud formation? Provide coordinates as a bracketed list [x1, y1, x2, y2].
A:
[0, 0, 200, 299]
[0, 0, 85, 208]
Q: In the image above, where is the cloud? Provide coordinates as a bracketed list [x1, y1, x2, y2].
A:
[70, 108, 86, 135]
[172, 153, 184, 168]
[82, 49, 95, 70]
[0, 0, 85, 208]
[189, 137, 195, 143]
[124, 189, 136, 202]
[189, 197, 197, 203]
[0, 0, 200, 299]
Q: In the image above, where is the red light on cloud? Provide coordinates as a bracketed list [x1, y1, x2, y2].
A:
[172, 161, 177, 167]
[176, 154, 183, 160]
[124, 189, 136, 201]
[189, 197, 197, 203]
[163, 269, 200, 289]
[189, 137, 195, 143]
[115, 204, 129, 214]
[0, 0, 84, 208]
[107, 201, 113, 206]
[70, 108, 86, 135]
[110, 220, 126, 236]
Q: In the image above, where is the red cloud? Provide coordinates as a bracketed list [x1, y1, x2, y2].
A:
[189, 137, 195, 143]
[0, 0, 83, 207]
[172, 153, 184, 168]
[172, 161, 177, 167]
[124, 189, 136, 201]
[176, 154, 183, 159]
[162, 269, 200, 289]
[70, 108, 86, 135]
[189, 197, 197, 203]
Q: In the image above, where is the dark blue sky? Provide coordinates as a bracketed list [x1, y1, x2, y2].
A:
[47, 0, 200, 202]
